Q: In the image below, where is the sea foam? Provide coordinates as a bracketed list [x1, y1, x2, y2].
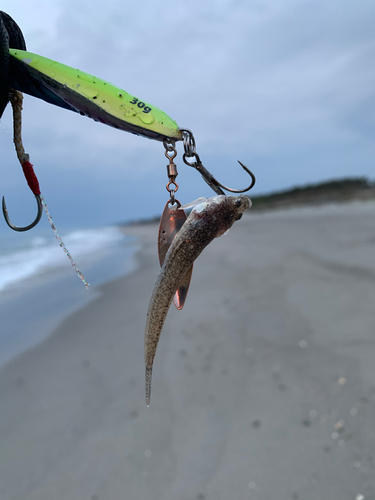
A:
[0, 226, 126, 292]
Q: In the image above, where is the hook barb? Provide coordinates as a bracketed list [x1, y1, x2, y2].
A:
[2, 194, 43, 231]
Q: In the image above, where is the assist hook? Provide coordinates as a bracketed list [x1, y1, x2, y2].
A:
[180, 129, 256, 196]
[190, 159, 255, 196]
[2, 193, 43, 231]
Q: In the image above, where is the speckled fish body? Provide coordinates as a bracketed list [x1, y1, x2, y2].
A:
[144, 194, 251, 405]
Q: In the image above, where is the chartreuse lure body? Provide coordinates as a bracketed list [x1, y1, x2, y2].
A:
[9, 49, 181, 142]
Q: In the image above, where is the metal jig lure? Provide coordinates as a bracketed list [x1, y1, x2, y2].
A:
[1, 12, 256, 238]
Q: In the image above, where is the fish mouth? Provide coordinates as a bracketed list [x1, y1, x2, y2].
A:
[242, 195, 252, 210]
[234, 194, 252, 212]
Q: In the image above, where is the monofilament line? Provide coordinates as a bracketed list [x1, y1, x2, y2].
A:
[41, 196, 90, 289]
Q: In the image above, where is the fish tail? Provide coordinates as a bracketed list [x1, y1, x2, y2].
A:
[145, 364, 153, 407]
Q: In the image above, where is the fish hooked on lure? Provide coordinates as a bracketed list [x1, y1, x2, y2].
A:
[144, 194, 251, 406]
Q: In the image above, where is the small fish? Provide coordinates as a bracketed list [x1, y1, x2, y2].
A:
[144, 194, 251, 406]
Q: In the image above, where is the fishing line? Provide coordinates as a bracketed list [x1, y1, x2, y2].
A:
[8, 90, 90, 289]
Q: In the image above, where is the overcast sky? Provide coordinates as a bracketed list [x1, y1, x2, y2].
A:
[1, 0, 374, 230]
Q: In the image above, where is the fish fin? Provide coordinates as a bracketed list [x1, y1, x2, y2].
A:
[179, 197, 207, 210]
[145, 364, 153, 407]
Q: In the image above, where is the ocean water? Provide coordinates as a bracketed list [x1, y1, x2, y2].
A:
[0, 224, 139, 368]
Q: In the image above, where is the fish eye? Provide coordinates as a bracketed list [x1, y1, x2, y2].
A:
[234, 199, 242, 208]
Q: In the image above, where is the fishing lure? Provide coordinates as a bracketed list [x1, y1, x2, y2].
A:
[8, 49, 181, 142]
[1, 12, 256, 298]
[1, 13, 258, 408]
[3, 27, 255, 233]
[144, 194, 251, 406]
[7, 48, 256, 197]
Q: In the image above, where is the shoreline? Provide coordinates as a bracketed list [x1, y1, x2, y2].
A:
[0, 231, 139, 369]
[3, 197, 373, 371]
[1, 200, 375, 499]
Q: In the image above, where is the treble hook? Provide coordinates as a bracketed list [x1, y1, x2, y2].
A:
[2, 193, 43, 231]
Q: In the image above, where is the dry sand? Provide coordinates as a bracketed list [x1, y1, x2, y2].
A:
[1, 201, 375, 500]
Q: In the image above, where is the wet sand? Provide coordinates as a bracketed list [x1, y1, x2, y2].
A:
[1, 201, 375, 500]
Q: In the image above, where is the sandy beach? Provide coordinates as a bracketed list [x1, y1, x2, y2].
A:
[1, 201, 375, 500]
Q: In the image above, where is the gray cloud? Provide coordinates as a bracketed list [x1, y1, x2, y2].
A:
[0, 0, 374, 232]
